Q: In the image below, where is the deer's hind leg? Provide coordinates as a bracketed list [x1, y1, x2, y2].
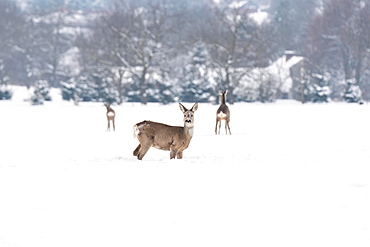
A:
[226, 120, 231, 135]
[107, 118, 111, 131]
[215, 119, 219, 135]
[134, 136, 154, 160]
[137, 143, 151, 160]
[133, 144, 141, 156]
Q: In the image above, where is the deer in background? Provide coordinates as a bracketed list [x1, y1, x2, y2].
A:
[215, 90, 231, 135]
[104, 103, 115, 131]
[133, 103, 198, 160]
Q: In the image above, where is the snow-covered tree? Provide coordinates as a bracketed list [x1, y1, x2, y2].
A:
[0, 59, 12, 100]
[64, 76, 97, 102]
[147, 75, 174, 104]
[61, 80, 75, 101]
[92, 1, 176, 105]
[234, 79, 259, 102]
[37, 80, 52, 101]
[343, 79, 363, 103]
[123, 69, 174, 104]
[312, 74, 331, 103]
[62, 73, 120, 104]
[292, 67, 314, 103]
[23, 1, 77, 87]
[76, 76, 98, 102]
[30, 90, 44, 105]
[236, 67, 279, 103]
[258, 72, 279, 103]
[93, 75, 119, 104]
[208, 2, 259, 104]
[179, 42, 214, 103]
[0, 85, 12, 100]
[30, 80, 52, 105]
[308, 0, 370, 98]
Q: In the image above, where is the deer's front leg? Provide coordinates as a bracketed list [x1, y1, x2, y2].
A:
[170, 146, 178, 159]
[176, 151, 183, 159]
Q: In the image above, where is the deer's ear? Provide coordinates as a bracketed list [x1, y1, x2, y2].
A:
[179, 103, 187, 113]
[219, 90, 223, 95]
[191, 102, 198, 112]
[225, 90, 228, 95]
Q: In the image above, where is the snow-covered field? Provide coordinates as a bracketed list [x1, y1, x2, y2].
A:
[1, 87, 369, 247]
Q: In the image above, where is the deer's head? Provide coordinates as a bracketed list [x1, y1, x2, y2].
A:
[179, 102, 198, 128]
[219, 90, 228, 104]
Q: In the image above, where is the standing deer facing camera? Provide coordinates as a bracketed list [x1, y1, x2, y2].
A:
[215, 90, 231, 135]
[133, 103, 198, 160]
[104, 103, 115, 131]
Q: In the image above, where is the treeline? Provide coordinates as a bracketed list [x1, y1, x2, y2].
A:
[1, 0, 370, 104]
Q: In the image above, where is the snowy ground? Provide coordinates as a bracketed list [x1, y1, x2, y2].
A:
[0, 87, 369, 247]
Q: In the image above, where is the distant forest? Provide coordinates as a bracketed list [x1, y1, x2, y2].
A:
[1, 0, 370, 104]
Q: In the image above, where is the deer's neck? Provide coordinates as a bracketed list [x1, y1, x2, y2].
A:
[184, 125, 194, 137]
[106, 106, 113, 113]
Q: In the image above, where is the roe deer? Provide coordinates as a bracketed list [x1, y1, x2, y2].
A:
[133, 103, 198, 160]
[104, 103, 115, 131]
[215, 90, 231, 135]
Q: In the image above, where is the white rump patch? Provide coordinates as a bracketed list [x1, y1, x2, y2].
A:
[217, 111, 227, 118]
[107, 112, 115, 117]
[133, 125, 140, 138]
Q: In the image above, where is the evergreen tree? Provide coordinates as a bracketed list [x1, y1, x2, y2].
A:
[343, 79, 363, 103]
[124, 76, 141, 103]
[258, 73, 278, 103]
[293, 68, 314, 103]
[312, 74, 331, 103]
[0, 85, 12, 100]
[30, 80, 52, 105]
[75, 76, 98, 102]
[61, 79, 76, 101]
[30, 90, 44, 105]
[62, 73, 120, 104]
[179, 42, 214, 103]
[146, 78, 174, 104]
[0, 59, 12, 100]
[91, 74, 118, 104]
[37, 80, 52, 101]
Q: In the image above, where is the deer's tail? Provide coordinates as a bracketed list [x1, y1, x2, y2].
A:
[133, 124, 140, 138]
